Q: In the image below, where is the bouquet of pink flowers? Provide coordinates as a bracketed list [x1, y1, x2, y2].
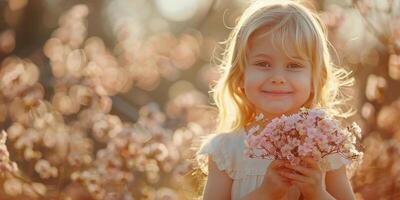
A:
[245, 108, 363, 165]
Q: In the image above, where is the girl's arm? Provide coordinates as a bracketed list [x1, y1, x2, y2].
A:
[202, 156, 233, 200]
[325, 165, 356, 200]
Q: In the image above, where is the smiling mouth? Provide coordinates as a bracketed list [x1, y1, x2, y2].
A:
[262, 91, 293, 96]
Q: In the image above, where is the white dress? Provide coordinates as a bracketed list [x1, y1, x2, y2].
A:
[197, 127, 352, 200]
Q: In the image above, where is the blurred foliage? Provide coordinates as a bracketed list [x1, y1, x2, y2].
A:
[0, 0, 399, 199]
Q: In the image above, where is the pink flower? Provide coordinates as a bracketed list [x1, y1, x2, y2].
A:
[287, 138, 300, 148]
[315, 133, 328, 144]
[245, 108, 363, 165]
[306, 127, 319, 139]
[298, 144, 311, 156]
[286, 153, 295, 161]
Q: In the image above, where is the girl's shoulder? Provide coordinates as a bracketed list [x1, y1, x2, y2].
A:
[196, 127, 247, 176]
[197, 127, 246, 154]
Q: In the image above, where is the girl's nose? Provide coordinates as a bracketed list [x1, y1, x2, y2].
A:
[271, 78, 285, 84]
[269, 67, 286, 85]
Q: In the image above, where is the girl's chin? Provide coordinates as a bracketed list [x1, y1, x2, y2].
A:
[260, 107, 299, 117]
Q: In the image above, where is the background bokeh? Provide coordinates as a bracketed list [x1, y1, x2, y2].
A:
[0, 0, 399, 199]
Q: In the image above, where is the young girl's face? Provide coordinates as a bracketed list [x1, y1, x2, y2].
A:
[243, 29, 313, 120]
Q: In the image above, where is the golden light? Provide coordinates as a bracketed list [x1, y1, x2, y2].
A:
[154, 0, 201, 22]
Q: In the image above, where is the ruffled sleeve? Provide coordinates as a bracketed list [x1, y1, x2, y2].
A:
[322, 153, 352, 171]
[196, 133, 232, 176]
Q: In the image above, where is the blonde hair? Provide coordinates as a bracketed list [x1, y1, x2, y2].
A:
[211, 0, 354, 133]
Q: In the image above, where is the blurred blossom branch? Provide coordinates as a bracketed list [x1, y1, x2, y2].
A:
[0, 1, 215, 199]
[0, 131, 18, 175]
[352, 0, 399, 49]
[0, 130, 46, 198]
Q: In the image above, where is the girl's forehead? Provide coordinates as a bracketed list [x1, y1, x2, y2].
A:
[247, 31, 304, 60]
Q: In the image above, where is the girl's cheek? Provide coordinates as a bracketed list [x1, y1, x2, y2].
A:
[289, 73, 311, 83]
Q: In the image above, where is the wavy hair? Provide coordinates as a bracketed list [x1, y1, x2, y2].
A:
[211, 0, 354, 133]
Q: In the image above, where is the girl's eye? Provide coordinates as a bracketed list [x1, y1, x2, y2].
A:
[287, 63, 304, 69]
[255, 61, 271, 68]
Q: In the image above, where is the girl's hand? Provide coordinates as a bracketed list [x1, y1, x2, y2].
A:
[279, 157, 329, 200]
[260, 159, 293, 199]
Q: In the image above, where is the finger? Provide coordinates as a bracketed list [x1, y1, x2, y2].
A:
[277, 169, 298, 184]
[278, 170, 313, 184]
[268, 160, 278, 168]
[302, 157, 321, 170]
[284, 163, 314, 176]
[280, 172, 311, 185]
[278, 174, 293, 184]
[270, 159, 285, 169]
[289, 179, 309, 189]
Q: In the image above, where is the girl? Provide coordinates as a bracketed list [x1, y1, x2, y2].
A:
[196, 0, 357, 200]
